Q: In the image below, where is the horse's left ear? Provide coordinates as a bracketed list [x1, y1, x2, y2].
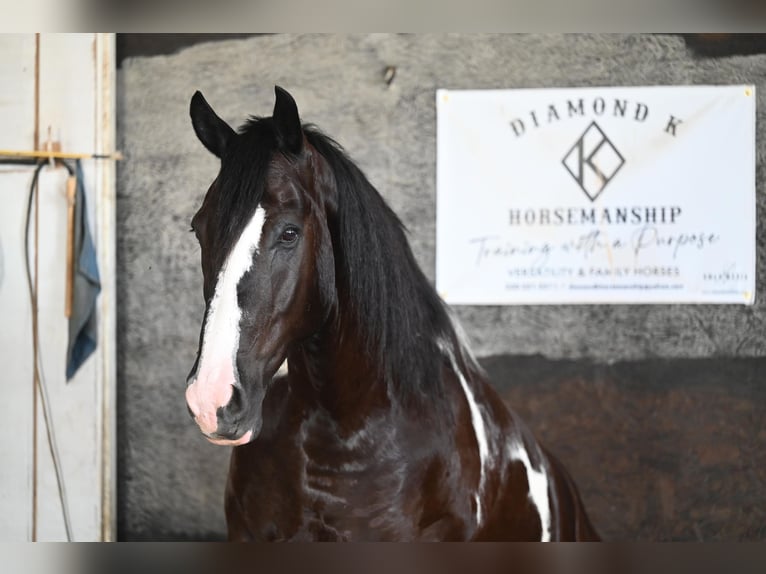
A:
[190, 91, 235, 159]
[273, 86, 303, 154]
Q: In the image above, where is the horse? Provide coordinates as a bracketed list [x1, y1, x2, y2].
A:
[184, 86, 599, 541]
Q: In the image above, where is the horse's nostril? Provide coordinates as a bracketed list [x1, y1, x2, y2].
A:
[227, 384, 245, 411]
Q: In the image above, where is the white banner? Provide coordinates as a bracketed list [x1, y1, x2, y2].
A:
[436, 86, 756, 305]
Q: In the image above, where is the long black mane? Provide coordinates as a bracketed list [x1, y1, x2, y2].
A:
[304, 127, 457, 402]
[227, 117, 458, 404]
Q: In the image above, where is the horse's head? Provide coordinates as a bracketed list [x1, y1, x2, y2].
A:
[185, 87, 337, 445]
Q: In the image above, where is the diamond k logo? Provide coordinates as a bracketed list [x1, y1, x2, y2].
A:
[562, 121, 625, 202]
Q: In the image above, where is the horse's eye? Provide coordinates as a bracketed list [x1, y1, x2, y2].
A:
[279, 227, 300, 244]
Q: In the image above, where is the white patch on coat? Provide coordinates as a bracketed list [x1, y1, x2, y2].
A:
[438, 338, 489, 527]
[186, 207, 267, 435]
[508, 441, 552, 542]
[445, 307, 481, 369]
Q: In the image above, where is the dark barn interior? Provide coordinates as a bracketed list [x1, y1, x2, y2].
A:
[483, 355, 766, 541]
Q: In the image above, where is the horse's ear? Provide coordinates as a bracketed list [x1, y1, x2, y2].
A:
[273, 86, 303, 154]
[190, 91, 235, 158]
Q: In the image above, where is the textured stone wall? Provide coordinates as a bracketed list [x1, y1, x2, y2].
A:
[116, 34, 765, 539]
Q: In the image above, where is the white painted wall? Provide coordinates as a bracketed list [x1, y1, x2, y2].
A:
[0, 34, 116, 541]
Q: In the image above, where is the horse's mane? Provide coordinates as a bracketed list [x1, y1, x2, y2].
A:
[304, 127, 458, 402]
[231, 117, 461, 405]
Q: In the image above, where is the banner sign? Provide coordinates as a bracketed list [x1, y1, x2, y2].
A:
[436, 86, 756, 305]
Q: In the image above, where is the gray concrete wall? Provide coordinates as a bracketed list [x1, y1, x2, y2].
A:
[116, 34, 765, 539]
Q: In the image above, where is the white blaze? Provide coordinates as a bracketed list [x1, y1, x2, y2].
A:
[186, 207, 266, 435]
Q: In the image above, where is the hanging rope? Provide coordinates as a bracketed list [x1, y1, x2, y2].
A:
[24, 160, 74, 542]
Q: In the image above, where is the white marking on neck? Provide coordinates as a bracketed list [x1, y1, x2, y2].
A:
[445, 307, 480, 369]
[193, 207, 266, 393]
[508, 441, 552, 541]
[438, 338, 489, 527]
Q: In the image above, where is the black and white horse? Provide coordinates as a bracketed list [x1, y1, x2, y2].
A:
[184, 86, 598, 541]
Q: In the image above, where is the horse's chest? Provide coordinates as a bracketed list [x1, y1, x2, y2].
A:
[228, 413, 460, 541]
[294, 425, 412, 540]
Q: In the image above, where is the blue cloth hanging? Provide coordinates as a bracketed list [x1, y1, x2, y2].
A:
[66, 160, 101, 380]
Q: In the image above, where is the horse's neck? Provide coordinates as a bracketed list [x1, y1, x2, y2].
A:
[286, 327, 406, 509]
[292, 307, 481, 420]
[298, 406, 398, 466]
[288, 318, 391, 426]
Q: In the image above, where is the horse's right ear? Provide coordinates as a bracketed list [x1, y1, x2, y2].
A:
[273, 86, 303, 154]
[190, 91, 235, 158]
